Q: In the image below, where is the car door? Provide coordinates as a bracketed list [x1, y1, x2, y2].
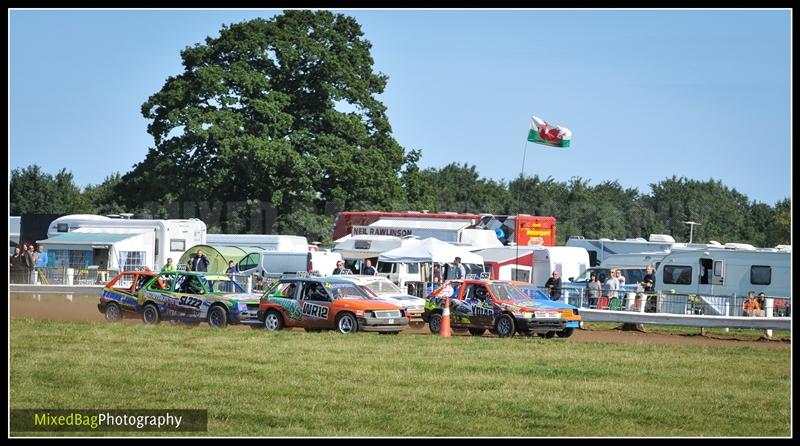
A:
[299, 281, 334, 329]
[171, 273, 205, 319]
[469, 283, 496, 327]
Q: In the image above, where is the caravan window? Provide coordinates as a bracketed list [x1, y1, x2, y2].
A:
[170, 239, 186, 251]
[405, 263, 420, 274]
[750, 266, 771, 285]
[663, 265, 692, 285]
[377, 262, 394, 274]
[57, 223, 69, 233]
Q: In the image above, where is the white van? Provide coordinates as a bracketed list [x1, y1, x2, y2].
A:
[236, 250, 343, 277]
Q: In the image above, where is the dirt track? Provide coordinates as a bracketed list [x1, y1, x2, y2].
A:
[10, 292, 790, 349]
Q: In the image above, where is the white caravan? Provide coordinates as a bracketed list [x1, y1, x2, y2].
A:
[44, 214, 206, 270]
[654, 246, 790, 314]
[206, 234, 308, 252]
[566, 234, 679, 266]
[529, 246, 590, 287]
[600, 251, 669, 271]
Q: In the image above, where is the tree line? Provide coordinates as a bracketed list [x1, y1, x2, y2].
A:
[9, 11, 790, 247]
[10, 162, 790, 248]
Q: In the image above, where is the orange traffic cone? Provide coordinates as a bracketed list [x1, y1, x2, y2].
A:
[440, 296, 452, 337]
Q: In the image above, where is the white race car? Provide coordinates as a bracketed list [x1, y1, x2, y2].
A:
[337, 275, 427, 328]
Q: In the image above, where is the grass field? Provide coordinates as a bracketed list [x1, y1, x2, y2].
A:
[10, 319, 791, 437]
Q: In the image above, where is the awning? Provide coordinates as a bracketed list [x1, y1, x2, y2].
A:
[36, 232, 141, 247]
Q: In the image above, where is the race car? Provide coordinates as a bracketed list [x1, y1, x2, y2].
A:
[97, 270, 158, 322]
[257, 276, 409, 334]
[422, 279, 582, 338]
[135, 271, 262, 328]
[335, 275, 427, 328]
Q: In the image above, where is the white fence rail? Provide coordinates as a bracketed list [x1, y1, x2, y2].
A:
[580, 309, 791, 330]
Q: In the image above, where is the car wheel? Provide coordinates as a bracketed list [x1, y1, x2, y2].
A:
[335, 313, 358, 334]
[142, 304, 160, 325]
[468, 328, 485, 336]
[556, 327, 574, 338]
[428, 313, 442, 334]
[494, 314, 516, 338]
[104, 302, 122, 322]
[264, 310, 284, 332]
[207, 306, 228, 328]
[538, 331, 556, 339]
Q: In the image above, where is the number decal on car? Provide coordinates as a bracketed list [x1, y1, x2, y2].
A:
[179, 296, 203, 308]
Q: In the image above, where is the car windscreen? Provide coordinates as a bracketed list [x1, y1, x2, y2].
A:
[203, 277, 246, 294]
[327, 282, 370, 300]
[365, 279, 402, 294]
[515, 285, 552, 301]
[488, 283, 530, 302]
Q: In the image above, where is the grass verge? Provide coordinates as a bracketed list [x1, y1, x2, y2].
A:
[10, 319, 791, 437]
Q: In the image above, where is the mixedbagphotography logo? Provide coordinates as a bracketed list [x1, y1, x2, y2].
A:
[11, 409, 208, 433]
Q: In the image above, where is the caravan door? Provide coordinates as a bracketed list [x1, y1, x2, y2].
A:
[698, 257, 724, 295]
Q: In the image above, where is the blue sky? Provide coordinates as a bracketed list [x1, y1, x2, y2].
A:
[9, 9, 791, 205]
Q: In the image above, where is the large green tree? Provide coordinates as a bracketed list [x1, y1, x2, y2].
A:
[10, 165, 91, 215]
[117, 10, 410, 232]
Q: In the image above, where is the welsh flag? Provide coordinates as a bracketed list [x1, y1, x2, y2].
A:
[527, 115, 571, 148]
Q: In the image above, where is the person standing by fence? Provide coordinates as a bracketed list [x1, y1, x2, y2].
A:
[22, 243, 35, 284]
[743, 291, 763, 317]
[544, 271, 562, 301]
[10, 247, 24, 284]
[756, 292, 768, 317]
[586, 272, 601, 307]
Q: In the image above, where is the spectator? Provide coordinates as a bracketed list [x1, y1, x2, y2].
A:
[617, 273, 626, 286]
[641, 264, 655, 292]
[10, 247, 24, 284]
[363, 259, 376, 276]
[162, 257, 176, 272]
[22, 243, 35, 284]
[186, 254, 196, 271]
[449, 256, 466, 280]
[193, 250, 209, 272]
[756, 292, 768, 317]
[605, 269, 620, 300]
[225, 260, 237, 274]
[544, 270, 562, 301]
[743, 291, 761, 317]
[332, 260, 346, 275]
[433, 264, 442, 284]
[586, 272, 602, 307]
[35, 244, 48, 267]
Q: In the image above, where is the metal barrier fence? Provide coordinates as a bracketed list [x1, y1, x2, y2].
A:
[543, 285, 790, 318]
[8, 267, 123, 286]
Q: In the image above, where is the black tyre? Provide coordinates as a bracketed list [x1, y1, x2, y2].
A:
[264, 310, 284, 332]
[207, 305, 228, 328]
[335, 313, 358, 334]
[494, 314, 516, 338]
[142, 303, 160, 325]
[538, 331, 556, 339]
[468, 328, 485, 336]
[104, 302, 122, 322]
[428, 313, 442, 334]
[555, 327, 575, 338]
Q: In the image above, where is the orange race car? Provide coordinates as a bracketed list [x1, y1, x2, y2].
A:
[257, 276, 409, 334]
